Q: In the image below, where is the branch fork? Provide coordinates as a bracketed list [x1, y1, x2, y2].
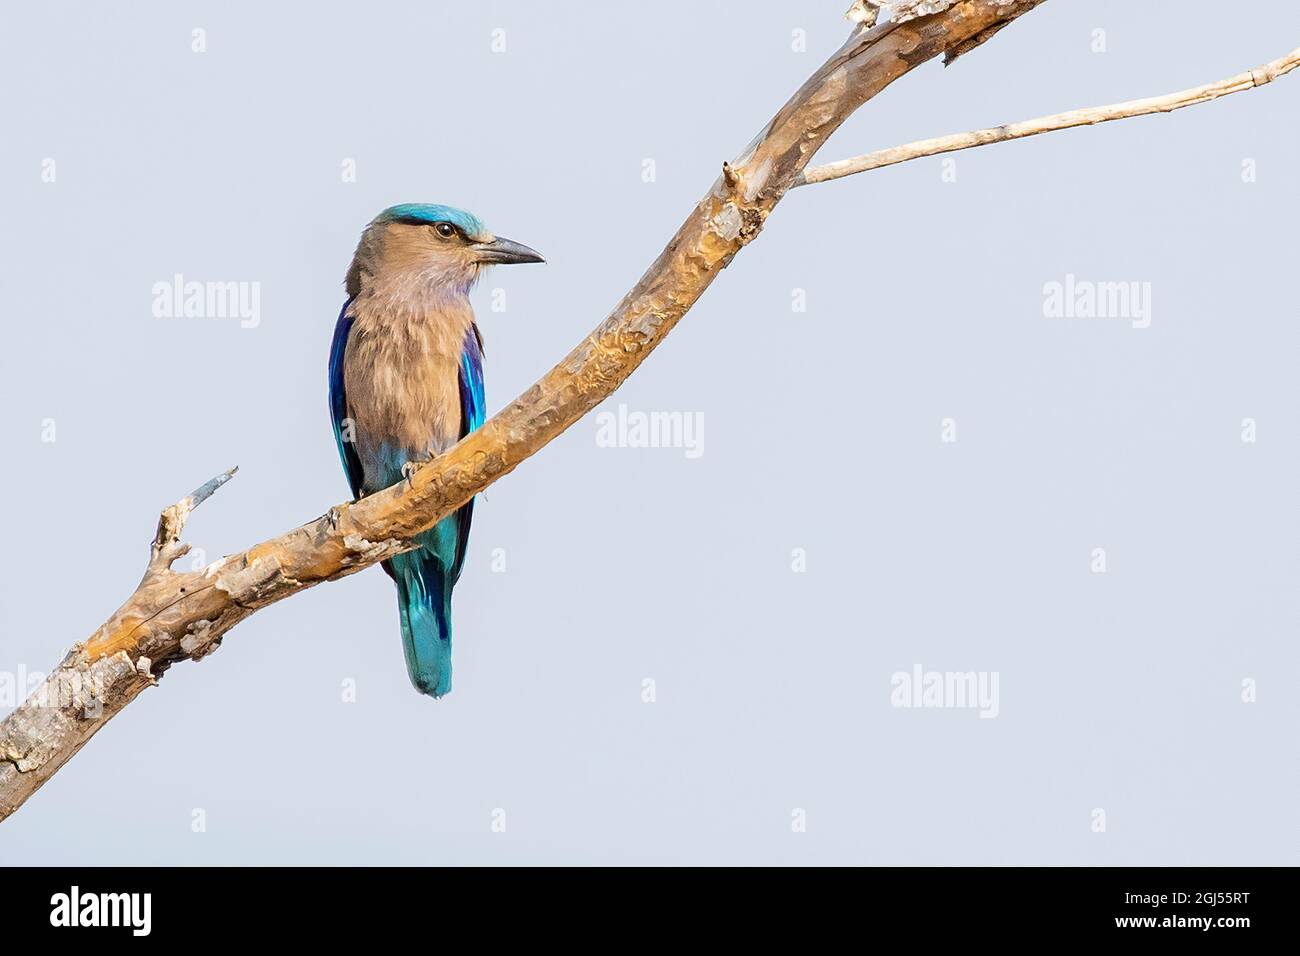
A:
[798, 45, 1300, 187]
[146, 467, 238, 577]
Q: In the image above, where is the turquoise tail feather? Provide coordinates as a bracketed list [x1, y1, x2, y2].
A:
[388, 517, 461, 698]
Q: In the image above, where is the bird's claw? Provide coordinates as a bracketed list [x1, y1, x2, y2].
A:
[401, 455, 436, 489]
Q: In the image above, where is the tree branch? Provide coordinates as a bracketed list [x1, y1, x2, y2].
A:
[2, 0, 1048, 822]
[0, 470, 238, 821]
[797, 45, 1300, 186]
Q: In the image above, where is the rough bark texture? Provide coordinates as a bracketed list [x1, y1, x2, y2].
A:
[0, 0, 1048, 822]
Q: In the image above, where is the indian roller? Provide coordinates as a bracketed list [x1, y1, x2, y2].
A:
[328, 204, 543, 698]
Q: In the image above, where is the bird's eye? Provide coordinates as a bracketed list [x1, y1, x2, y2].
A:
[434, 222, 457, 239]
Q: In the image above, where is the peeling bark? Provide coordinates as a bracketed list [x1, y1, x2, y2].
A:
[0, 0, 1048, 822]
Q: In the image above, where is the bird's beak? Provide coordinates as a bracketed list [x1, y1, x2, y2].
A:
[471, 236, 545, 265]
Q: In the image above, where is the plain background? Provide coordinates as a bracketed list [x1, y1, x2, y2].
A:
[1, 1, 1296, 865]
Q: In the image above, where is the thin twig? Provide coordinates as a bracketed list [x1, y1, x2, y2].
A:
[797, 45, 1300, 187]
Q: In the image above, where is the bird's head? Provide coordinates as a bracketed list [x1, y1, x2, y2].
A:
[346, 203, 544, 299]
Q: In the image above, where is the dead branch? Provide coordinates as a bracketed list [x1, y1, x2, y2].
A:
[0, 0, 1098, 822]
[797, 45, 1300, 186]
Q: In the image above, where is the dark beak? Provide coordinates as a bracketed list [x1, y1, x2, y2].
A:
[472, 235, 545, 265]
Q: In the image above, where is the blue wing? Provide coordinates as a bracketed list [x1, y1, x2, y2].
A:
[328, 297, 364, 501]
[459, 323, 487, 435]
[450, 324, 485, 583]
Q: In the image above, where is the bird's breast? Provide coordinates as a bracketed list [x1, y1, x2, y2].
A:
[343, 300, 474, 491]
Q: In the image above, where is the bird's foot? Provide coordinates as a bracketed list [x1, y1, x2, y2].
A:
[401, 453, 437, 489]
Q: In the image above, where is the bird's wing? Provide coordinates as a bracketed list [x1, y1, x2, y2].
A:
[328, 298, 365, 500]
[459, 323, 486, 434]
[449, 323, 486, 583]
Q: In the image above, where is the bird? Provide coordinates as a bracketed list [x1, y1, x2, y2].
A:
[328, 203, 544, 698]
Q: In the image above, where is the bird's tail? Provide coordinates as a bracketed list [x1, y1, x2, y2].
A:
[387, 547, 454, 698]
